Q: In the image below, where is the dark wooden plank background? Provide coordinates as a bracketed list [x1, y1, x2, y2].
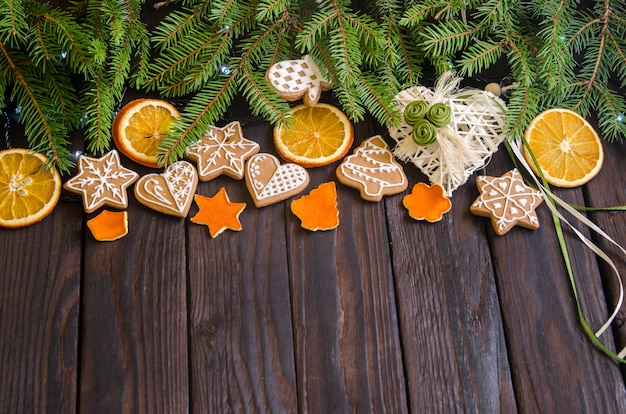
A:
[2, 96, 626, 414]
[2, 2, 626, 413]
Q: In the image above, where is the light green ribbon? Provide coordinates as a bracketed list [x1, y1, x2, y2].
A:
[411, 119, 438, 146]
[427, 102, 452, 127]
[403, 100, 429, 125]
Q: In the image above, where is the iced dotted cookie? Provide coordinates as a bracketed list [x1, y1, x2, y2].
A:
[186, 121, 260, 181]
[134, 160, 198, 217]
[336, 135, 407, 202]
[245, 153, 309, 208]
[470, 168, 544, 235]
[64, 150, 139, 213]
[266, 55, 331, 107]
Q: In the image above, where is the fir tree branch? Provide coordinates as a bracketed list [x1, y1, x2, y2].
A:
[239, 64, 290, 125]
[153, 7, 203, 50]
[399, 3, 446, 27]
[354, 72, 400, 127]
[420, 19, 483, 57]
[504, 83, 533, 140]
[28, 9, 92, 73]
[581, 0, 611, 95]
[458, 41, 505, 77]
[156, 74, 238, 166]
[0, 40, 73, 171]
[82, 75, 109, 154]
[1, 0, 26, 39]
[255, 0, 289, 21]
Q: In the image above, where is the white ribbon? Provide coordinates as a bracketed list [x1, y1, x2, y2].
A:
[510, 139, 626, 358]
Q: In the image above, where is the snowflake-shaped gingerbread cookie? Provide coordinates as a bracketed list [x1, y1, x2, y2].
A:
[470, 168, 544, 235]
[63, 150, 139, 213]
[186, 121, 260, 181]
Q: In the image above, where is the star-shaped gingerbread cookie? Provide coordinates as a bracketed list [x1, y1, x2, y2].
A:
[64, 150, 139, 213]
[190, 187, 246, 238]
[470, 168, 544, 235]
[186, 121, 260, 181]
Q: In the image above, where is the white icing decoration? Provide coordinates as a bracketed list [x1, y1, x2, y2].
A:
[187, 121, 259, 180]
[267, 55, 330, 105]
[476, 169, 543, 231]
[65, 150, 138, 212]
[339, 137, 406, 198]
[246, 154, 308, 201]
[135, 161, 197, 215]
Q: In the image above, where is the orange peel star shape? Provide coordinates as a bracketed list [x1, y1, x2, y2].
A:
[402, 182, 452, 223]
[190, 187, 246, 238]
[291, 181, 339, 231]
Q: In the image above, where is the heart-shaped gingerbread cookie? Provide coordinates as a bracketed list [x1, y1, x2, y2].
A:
[134, 161, 198, 217]
[245, 153, 309, 207]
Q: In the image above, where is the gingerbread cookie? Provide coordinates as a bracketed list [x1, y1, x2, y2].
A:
[336, 135, 407, 201]
[134, 160, 198, 217]
[266, 55, 331, 107]
[470, 168, 544, 235]
[186, 121, 260, 181]
[245, 153, 309, 207]
[64, 150, 139, 213]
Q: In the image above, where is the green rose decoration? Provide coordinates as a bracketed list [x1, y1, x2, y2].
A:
[411, 119, 438, 146]
[426, 102, 452, 127]
[403, 100, 429, 125]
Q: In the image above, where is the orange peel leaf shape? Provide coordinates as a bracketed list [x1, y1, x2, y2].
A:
[87, 210, 129, 241]
[402, 182, 452, 223]
[190, 187, 246, 238]
[291, 181, 339, 231]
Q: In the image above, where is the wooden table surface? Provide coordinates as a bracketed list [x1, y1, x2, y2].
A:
[2, 6, 626, 414]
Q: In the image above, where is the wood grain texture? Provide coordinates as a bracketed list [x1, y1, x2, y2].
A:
[1, 3, 626, 410]
[386, 151, 516, 413]
[584, 142, 626, 351]
[486, 152, 626, 413]
[0, 202, 82, 413]
[78, 195, 189, 414]
[287, 122, 408, 414]
[186, 121, 298, 413]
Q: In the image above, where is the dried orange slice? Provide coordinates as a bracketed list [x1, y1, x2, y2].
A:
[87, 210, 128, 241]
[523, 108, 603, 187]
[112, 98, 180, 167]
[0, 148, 61, 228]
[274, 103, 353, 168]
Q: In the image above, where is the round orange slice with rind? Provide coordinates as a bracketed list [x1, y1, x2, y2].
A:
[112, 98, 180, 167]
[274, 103, 353, 168]
[0, 148, 61, 228]
[523, 108, 603, 188]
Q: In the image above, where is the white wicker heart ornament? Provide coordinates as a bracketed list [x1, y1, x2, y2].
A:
[389, 71, 507, 196]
